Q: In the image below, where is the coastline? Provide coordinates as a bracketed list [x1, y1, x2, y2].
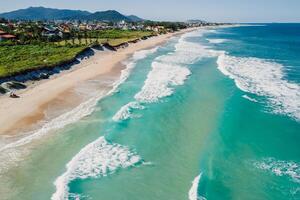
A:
[0, 27, 199, 137]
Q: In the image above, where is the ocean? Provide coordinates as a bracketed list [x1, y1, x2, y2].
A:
[0, 24, 299, 200]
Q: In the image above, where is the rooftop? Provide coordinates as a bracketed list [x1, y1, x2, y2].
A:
[0, 34, 16, 39]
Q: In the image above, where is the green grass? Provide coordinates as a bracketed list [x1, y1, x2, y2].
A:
[90, 30, 154, 39]
[0, 45, 86, 77]
[56, 30, 154, 46]
[0, 30, 155, 78]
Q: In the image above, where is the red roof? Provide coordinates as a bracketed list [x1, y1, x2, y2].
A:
[0, 30, 6, 35]
[0, 34, 16, 39]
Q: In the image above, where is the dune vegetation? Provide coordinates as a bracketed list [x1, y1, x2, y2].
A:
[0, 30, 154, 77]
[0, 45, 86, 77]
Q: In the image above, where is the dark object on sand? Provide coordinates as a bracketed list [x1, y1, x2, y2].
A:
[9, 92, 20, 98]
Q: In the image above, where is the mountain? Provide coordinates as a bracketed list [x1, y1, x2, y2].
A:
[0, 7, 143, 22]
[83, 10, 130, 21]
[127, 15, 144, 22]
[0, 7, 91, 20]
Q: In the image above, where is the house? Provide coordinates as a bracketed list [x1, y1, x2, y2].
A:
[0, 30, 16, 41]
[79, 24, 87, 31]
[42, 25, 60, 37]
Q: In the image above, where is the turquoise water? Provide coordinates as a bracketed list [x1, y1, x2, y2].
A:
[0, 24, 299, 200]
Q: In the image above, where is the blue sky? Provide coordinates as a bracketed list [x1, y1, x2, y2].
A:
[0, 0, 299, 22]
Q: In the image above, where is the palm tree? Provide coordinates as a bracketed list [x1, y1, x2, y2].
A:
[84, 31, 88, 45]
[78, 32, 82, 45]
[88, 32, 92, 44]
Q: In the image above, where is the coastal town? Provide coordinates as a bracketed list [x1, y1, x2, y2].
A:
[0, 18, 212, 44]
[0, 14, 222, 97]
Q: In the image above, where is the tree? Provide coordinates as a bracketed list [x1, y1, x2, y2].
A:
[88, 32, 92, 44]
[84, 31, 88, 45]
[78, 32, 82, 45]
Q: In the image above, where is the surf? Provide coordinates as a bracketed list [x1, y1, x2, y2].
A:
[113, 30, 217, 122]
[51, 136, 142, 200]
[217, 53, 300, 121]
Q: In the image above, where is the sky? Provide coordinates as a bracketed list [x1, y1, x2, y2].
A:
[0, 0, 299, 23]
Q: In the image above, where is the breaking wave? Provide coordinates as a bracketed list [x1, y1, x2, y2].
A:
[51, 136, 142, 200]
[189, 173, 206, 200]
[111, 47, 159, 92]
[112, 101, 144, 121]
[138, 31, 211, 102]
[114, 30, 218, 121]
[217, 54, 300, 121]
[135, 61, 191, 102]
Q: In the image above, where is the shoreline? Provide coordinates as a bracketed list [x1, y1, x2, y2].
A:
[0, 27, 199, 137]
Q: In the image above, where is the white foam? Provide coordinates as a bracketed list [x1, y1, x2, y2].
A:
[158, 35, 219, 65]
[217, 54, 300, 121]
[112, 101, 144, 121]
[132, 47, 159, 60]
[114, 30, 219, 120]
[134, 31, 213, 103]
[207, 39, 228, 44]
[111, 47, 158, 93]
[51, 136, 142, 200]
[189, 173, 206, 200]
[135, 61, 191, 102]
[189, 174, 201, 200]
[253, 157, 300, 184]
[242, 94, 258, 103]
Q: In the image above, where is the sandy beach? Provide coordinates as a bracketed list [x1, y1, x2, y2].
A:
[0, 27, 198, 137]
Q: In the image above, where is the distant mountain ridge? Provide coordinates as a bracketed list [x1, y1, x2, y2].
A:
[127, 15, 144, 22]
[83, 10, 130, 21]
[0, 7, 144, 22]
